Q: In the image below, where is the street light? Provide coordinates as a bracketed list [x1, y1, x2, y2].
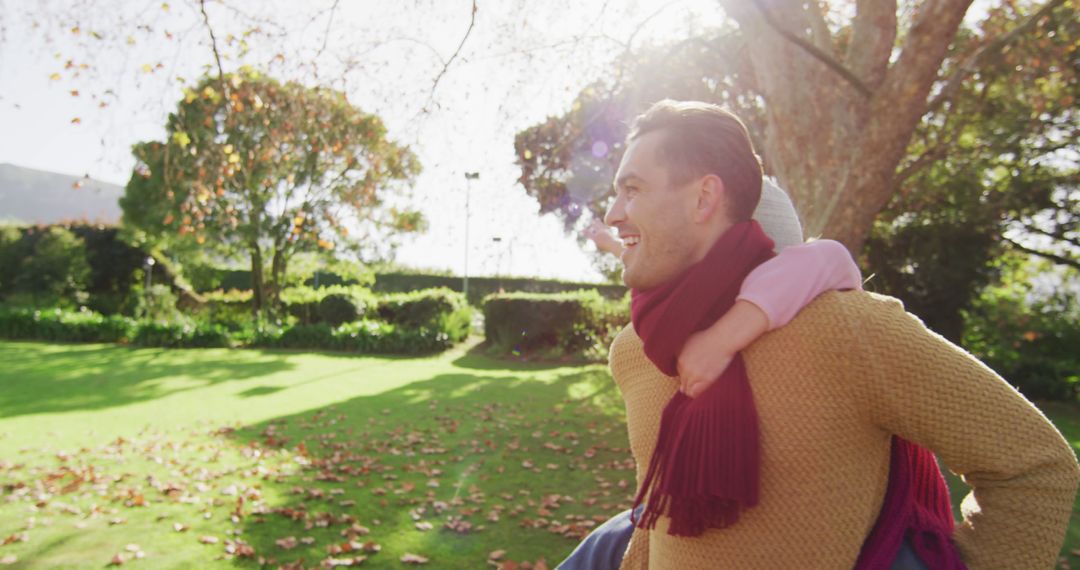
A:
[143, 256, 156, 319]
[463, 172, 479, 299]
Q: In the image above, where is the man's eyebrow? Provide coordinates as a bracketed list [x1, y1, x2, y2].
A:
[614, 173, 644, 189]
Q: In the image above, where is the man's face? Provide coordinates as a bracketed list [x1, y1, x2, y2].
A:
[604, 130, 699, 290]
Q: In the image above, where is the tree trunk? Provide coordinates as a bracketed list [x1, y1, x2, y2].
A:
[269, 245, 288, 314]
[717, 0, 974, 253]
[250, 243, 265, 317]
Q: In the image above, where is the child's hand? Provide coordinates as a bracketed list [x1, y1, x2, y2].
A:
[676, 300, 769, 398]
[583, 220, 625, 256]
[677, 328, 734, 398]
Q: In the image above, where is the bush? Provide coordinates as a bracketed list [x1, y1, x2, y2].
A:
[134, 284, 181, 321]
[0, 307, 135, 343]
[278, 285, 375, 325]
[13, 226, 92, 307]
[963, 284, 1080, 401]
[319, 292, 373, 327]
[373, 271, 626, 305]
[377, 288, 472, 342]
[0, 224, 28, 297]
[482, 290, 628, 360]
[253, 319, 453, 355]
[199, 289, 254, 330]
[1, 224, 148, 314]
[132, 320, 231, 348]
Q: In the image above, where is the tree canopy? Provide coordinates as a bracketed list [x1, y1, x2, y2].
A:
[515, 0, 1076, 253]
[120, 69, 422, 313]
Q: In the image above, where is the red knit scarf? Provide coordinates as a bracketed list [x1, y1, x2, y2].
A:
[629, 221, 773, 536]
[629, 221, 966, 568]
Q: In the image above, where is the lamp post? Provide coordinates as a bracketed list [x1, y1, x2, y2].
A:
[463, 172, 479, 300]
[143, 256, 156, 319]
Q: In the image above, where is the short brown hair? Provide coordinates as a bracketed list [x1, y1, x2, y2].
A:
[628, 100, 763, 221]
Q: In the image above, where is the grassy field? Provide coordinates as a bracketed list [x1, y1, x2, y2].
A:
[0, 339, 1077, 569]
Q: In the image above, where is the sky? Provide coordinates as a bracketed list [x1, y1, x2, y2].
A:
[0, 0, 733, 283]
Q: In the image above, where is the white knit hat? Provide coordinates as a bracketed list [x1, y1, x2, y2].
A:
[753, 178, 803, 252]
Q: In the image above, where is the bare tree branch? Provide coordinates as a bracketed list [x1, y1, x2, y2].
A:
[315, 0, 342, 61]
[927, 0, 1068, 113]
[747, 0, 871, 97]
[1019, 224, 1080, 249]
[429, 0, 479, 98]
[1004, 236, 1080, 270]
[198, 0, 226, 87]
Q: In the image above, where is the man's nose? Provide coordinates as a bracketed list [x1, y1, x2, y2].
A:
[604, 193, 625, 228]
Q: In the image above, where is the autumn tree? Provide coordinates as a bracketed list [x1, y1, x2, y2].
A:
[121, 69, 422, 314]
[864, 5, 1078, 341]
[516, 0, 1075, 254]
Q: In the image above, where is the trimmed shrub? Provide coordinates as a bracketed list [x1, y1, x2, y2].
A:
[482, 290, 628, 359]
[373, 271, 626, 305]
[280, 285, 376, 326]
[319, 293, 370, 327]
[377, 288, 472, 342]
[254, 319, 453, 355]
[0, 307, 135, 343]
[132, 320, 231, 348]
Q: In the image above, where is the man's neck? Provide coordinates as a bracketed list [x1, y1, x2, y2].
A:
[691, 219, 735, 264]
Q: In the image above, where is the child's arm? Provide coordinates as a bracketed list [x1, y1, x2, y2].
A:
[677, 240, 862, 397]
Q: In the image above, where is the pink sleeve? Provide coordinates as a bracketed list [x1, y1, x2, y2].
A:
[737, 240, 862, 330]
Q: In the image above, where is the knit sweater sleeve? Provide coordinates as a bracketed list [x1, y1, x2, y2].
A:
[850, 294, 1079, 569]
[737, 239, 862, 329]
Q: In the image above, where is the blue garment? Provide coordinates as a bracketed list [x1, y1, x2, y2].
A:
[557, 508, 930, 570]
[556, 508, 639, 570]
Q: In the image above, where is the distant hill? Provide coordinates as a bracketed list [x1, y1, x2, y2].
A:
[0, 163, 123, 225]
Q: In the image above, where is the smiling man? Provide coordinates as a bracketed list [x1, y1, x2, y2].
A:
[599, 100, 1079, 569]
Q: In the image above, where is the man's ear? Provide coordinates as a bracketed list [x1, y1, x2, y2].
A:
[693, 174, 725, 224]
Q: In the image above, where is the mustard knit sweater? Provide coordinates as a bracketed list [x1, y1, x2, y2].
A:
[613, 291, 1079, 570]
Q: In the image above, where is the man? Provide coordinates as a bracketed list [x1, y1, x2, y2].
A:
[597, 100, 1078, 569]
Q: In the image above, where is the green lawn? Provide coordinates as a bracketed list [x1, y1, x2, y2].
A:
[0, 340, 1077, 569]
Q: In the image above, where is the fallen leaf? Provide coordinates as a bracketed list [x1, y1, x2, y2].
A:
[108, 553, 125, 566]
[1, 533, 27, 545]
[488, 550, 507, 561]
[275, 536, 298, 550]
[198, 535, 219, 545]
[401, 553, 429, 564]
[0, 555, 16, 565]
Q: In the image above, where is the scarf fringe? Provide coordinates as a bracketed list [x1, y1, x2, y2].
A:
[632, 357, 760, 537]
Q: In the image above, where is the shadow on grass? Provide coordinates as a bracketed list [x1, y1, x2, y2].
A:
[451, 340, 603, 372]
[0, 341, 296, 418]
[225, 365, 629, 569]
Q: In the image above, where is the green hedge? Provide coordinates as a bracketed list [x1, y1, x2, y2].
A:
[0, 307, 135, 343]
[253, 319, 455, 355]
[190, 267, 626, 306]
[0, 306, 233, 348]
[374, 272, 626, 305]
[482, 290, 628, 360]
[377, 287, 472, 342]
[131, 321, 231, 348]
[1, 287, 473, 355]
